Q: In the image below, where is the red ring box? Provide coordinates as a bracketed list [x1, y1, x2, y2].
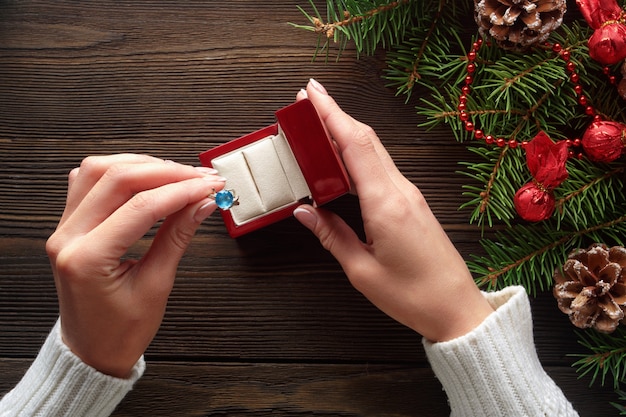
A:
[199, 99, 350, 237]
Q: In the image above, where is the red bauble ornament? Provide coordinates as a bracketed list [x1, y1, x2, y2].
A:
[514, 182, 557, 222]
[576, 0, 626, 65]
[514, 132, 569, 222]
[581, 120, 626, 162]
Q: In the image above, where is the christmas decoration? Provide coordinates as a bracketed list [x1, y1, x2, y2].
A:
[513, 132, 569, 222]
[453, 38, 587, 156]
[581, 120, 626, 163]
[577, 0, 626, 65]
[296, 0, 626, 410]
[474, 0, 567, 50]
[554, 243, 626, 333]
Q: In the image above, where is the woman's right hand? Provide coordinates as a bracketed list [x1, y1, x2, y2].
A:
[294, 80, 494, 342]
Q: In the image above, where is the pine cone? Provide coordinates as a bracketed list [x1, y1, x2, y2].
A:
[474, 0, 567, 50]
[553, 243, 626, 333]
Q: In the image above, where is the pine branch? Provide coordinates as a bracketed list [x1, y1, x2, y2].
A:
[383, 0, 469, 97]
[458, 145, 527, 228]
[469, 223, 579, 294]
[419, 33, 589, 143]
[469, 215, 626, 294]
[555, 162, 626, 228]
[456, 136, 625, 231]
[611, 390, 626, 414]
[291, 0, 417, 60]
[572, 328, 626, 389]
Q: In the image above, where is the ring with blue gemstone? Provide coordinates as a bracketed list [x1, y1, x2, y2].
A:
[209, 188, 239, 210]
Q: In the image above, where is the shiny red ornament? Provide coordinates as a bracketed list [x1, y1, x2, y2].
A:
[514, 132, 569, 222]
[581, 120, 626, 162]
[514, 183, 557, 222]
[576, 0, 626, 65]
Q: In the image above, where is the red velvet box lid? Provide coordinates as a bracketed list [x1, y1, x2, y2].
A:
[198, 99, 349, 237]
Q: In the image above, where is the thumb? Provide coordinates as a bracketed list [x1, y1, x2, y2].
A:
[293, 205, 367, 270]
[139, 199, 217, 293]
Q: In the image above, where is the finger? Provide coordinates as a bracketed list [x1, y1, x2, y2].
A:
[59, 167, 81, 226]
[304, 80, 410, 205]
[67, 167, 80, 192]
[293, 205, 373, 277]
[83, 176, 224, 266]
[63, 161, 218, 236]
[137, 198, 217, 295]
[60, 154, 167, 226]
[296, 88, 308, 101]
[306, 80, 401, 180]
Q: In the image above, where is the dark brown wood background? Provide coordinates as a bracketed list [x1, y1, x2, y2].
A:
[0, 1, 619, 415]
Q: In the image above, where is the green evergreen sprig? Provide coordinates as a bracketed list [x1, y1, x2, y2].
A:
[573, 328, 626, 389]
[383, 0, 469, 97]
[555, 161, 625, 228]
[612, 390, 626, 415]
[468, 212, 626, 294]
[468, 157, 626, 295]
[458, 145, 526, 228]
[292, 0, 471, 94]
[291, 0, 419, 60]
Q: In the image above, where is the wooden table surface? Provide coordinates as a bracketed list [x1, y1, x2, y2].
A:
[0, 1, 620, 415]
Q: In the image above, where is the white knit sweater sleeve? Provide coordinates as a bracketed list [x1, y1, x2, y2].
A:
[0, 319, 145, 417]
[423, 286, 579, 417]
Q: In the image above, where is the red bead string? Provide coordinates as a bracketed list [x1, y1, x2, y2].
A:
[457, 38, 603, 159]
[603, 64, 620, 86]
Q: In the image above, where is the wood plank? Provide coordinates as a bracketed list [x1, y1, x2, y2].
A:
[0, 359, 618, 416]
[0, 140, 487, 237]
[0, 238, 603, 365]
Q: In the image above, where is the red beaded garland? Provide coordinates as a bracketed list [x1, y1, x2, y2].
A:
[457, 39, 595, 159]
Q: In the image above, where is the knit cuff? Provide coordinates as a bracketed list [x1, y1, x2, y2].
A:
[0, 319, 145, 417]
[423, 286, 578, 417]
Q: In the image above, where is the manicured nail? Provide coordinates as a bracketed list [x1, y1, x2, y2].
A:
[309, 78, 328, 95]
[293, 206, 318, 230]
[299, 88, 308, 98]
[194, 200, 217, 223]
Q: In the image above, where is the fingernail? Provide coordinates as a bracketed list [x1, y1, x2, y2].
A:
[309, 78, 328, 95]
[293, 206, 318, 230]
[299, 88, 308, 98]
[195, 166, 219, 175]
[194, 200, 217, 223]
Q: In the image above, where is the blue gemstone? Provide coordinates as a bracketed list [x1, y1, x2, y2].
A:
[215, 190, 235, 209]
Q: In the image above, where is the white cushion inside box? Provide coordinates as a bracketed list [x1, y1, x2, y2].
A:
[211, 132, 310, 226]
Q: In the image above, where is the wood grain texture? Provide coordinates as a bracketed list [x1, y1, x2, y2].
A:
[0, 1, 620, 415]
[0, 358, 619, 416]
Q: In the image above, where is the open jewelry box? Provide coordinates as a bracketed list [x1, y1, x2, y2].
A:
[199, 99, 350, 237]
